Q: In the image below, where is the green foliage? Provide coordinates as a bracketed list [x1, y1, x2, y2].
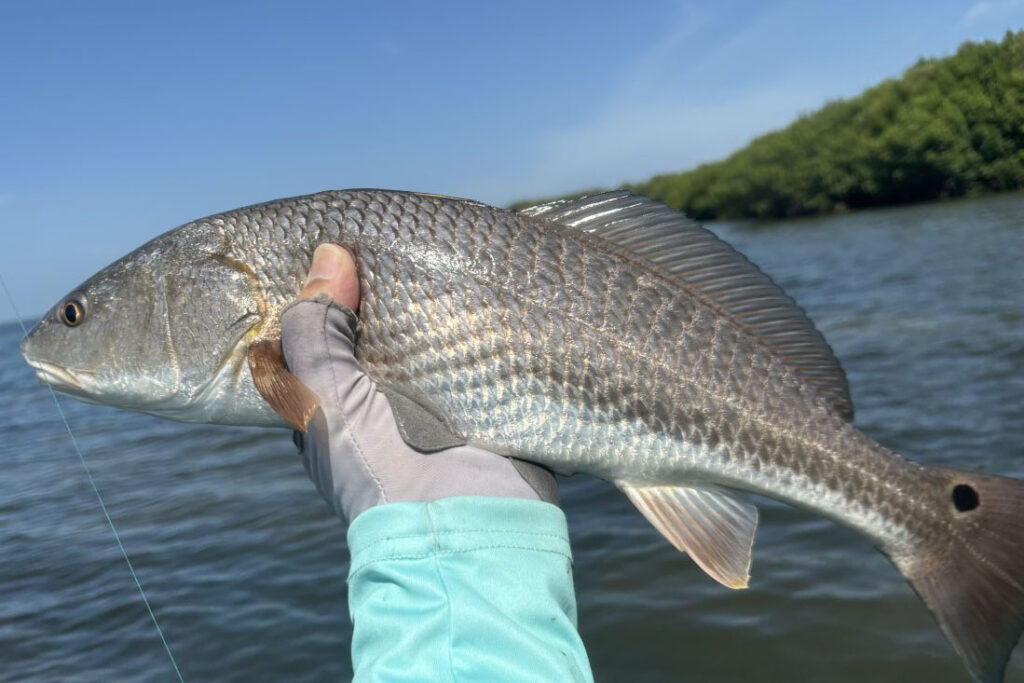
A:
[622, 31, 1024, 219]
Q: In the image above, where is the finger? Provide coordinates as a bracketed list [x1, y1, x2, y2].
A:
[298, 244, 360, 312]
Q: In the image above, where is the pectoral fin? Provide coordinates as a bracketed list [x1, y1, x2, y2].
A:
[378, 384, 467, 452]
[619, 482, 758, 589]
[247, 340, 321, 432]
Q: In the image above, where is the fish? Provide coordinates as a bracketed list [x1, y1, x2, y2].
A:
[19, 189, 1024, 682]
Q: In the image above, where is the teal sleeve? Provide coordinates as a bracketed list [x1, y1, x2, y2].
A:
[346, 496, 594, 682]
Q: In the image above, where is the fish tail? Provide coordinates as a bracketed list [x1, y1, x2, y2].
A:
[888, 466, 1024, 683]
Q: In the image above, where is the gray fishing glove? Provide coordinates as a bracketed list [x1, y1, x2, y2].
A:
[279, 245, 557, 523]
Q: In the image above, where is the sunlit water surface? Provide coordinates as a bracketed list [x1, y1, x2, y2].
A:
[1, 193, 1022, 681]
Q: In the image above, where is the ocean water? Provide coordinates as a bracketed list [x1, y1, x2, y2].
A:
[1, 192, 1023, 682]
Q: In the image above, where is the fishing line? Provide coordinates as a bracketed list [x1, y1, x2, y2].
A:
[0, 274, 185, 683]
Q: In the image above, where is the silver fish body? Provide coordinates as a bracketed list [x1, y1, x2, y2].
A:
[20, 190, 1024, 682]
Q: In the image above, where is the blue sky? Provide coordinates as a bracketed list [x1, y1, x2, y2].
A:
[1, 0, 1022, 320]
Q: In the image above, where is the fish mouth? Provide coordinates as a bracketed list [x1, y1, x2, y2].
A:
[25, 359, 84, 391]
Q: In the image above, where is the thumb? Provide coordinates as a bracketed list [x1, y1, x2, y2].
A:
[298, 244, 360, 311]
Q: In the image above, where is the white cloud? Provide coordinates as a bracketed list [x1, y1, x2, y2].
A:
[470, 5, 826, 205]
[377, 38, 403, 58]
[961, 0, 1024, 26]
[609, 2, 711, 103]
[484, 83, 824, 205]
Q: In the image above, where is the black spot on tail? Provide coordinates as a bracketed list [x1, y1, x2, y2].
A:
[952, 483, 980, 512]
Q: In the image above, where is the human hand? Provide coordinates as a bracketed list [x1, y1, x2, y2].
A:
[280, 244, 558, 523]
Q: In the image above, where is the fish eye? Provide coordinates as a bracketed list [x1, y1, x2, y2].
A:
[58, 295, 88, 327]
[951, 483, 979, 512]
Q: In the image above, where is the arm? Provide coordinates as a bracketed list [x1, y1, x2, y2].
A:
[347, 497, 590, 682]
[281, 245, 594, 682]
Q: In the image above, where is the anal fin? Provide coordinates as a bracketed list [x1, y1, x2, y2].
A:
[619, 482, 758, 589]
[247, 340, 321, 432]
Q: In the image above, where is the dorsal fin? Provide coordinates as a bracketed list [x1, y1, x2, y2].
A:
[521, 192, 854, 421]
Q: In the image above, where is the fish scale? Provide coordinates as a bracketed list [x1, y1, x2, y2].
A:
[268, 194, 903, 521]
[20, 189, 1024, 682]
[200, 191, 927, 543]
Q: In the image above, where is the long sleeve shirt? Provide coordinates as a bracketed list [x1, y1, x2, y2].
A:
[347, 496, 594, 682]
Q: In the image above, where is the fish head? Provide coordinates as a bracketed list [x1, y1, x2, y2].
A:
[20, 224, 285, 426]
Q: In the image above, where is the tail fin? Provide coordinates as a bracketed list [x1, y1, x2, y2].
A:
[889, 467, 1024, 683]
